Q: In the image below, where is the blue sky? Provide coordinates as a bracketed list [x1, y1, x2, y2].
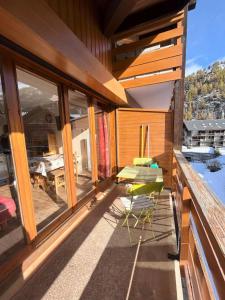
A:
[186, 0, 225, 76]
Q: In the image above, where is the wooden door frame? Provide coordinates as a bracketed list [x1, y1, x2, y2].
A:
[0, 43, 117, 279]
[58, 85, 77, 207]
[0, 55, 37, 242]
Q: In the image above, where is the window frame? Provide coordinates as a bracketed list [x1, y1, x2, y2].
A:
[0, 44, 113, 246]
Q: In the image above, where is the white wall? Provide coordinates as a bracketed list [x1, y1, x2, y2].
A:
[126, 81, 174, 109]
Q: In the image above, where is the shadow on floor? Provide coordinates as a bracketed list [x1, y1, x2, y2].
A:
[14, 188, 179, 300]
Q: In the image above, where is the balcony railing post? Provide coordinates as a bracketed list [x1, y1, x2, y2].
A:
[180, 186, 191, 263]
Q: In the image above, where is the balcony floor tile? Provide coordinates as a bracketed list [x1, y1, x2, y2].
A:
[14, 185, 182, 300]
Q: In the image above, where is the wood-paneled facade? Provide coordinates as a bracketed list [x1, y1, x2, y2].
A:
[112, 10, 184, 87]
[45, 0, 112, 72]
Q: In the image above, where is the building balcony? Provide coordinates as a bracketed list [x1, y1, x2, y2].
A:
[0, 1, 223, 299]
[1, 150, 224, 300]
[11, 187, 182, 300]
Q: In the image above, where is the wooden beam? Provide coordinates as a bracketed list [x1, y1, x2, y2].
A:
[112, 10, 184, 41]
[113, 44, 183, 71]
[104, 0, 136, 37]
[0, 0, 128, 106]
[120, 69, 182, 89]
[1, 56, 37, 242]
[112, 27, 183, 55]
[173, 10, 186, 150]
[115, 55, 182, 79]
[108, 109, 117, 176]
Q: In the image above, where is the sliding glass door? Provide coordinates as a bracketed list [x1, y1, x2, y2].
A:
[68, 90, 92, 200]
[16, 68, 69, 231]
[94, 102, 110, 181]
[0, 71, 25, 264]
[1, 63, 112, 247]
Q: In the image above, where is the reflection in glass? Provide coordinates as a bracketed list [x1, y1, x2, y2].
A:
[0, 74, 25, 264]
[17, 69, 68, 231]
[68, 90, 92, 200]
[94, 103, 110, 181]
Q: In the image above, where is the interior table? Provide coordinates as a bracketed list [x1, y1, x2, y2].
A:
[116, 165, 163, 183]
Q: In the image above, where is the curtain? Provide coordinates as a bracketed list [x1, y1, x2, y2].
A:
[97, 112, 110, 179]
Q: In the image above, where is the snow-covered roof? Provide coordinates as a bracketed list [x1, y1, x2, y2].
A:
[182, 146, 215, 154]
[184, 119, 225, 131]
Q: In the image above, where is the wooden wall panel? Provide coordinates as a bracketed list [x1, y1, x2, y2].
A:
[116, 109, 173, 187]
[45, 0, 112, 72]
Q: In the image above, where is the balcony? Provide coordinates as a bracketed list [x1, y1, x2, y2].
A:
[0, 1, 223, 299]
[4, 150, 224, 300]
[12, 186, 182, 300]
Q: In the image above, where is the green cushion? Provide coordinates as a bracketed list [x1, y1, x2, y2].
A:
[133, 157, 153, 166]
[150, 163, 159, 169]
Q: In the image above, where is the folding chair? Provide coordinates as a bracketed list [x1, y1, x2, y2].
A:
[120, 194, 155, 243]
[127, 182, 164, 207]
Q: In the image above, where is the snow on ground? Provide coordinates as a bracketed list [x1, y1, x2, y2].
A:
[217, 147, 225, 155]
[182, 146, 215, 154]
[191, 154, 225, 205]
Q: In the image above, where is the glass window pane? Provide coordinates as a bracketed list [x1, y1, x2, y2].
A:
[16, 69, 68, 231]
[68, 90, 92, 200]
[94, 102, 110, 181]
[0, 74, 25, 264]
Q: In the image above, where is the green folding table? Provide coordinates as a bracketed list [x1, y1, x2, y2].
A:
[117, 165, 163, 183]
[117, 165, 164, 195]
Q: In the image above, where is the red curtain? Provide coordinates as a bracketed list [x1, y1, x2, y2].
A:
[97, 113, 110, 179]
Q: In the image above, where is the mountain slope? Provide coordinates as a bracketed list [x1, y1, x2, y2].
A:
[184, 61, 225, 120]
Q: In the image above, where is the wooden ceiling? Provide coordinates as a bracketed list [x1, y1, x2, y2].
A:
[97, 0, 196, 37]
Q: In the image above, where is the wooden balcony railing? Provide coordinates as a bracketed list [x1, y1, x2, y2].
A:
[112, 10, 184, 89]
[173, 150, 225, 299]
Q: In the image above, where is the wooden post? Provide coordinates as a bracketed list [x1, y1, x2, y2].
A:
[180, 186, 191, 263]
[141, 125, 144, 157]
[108, 108, 117, 176]
[173, 7, 187, 150]
[58, 85, 77, 207]
[1, 56, 37, 242]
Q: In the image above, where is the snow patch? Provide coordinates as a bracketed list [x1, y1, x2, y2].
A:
[191, 154, 225, 205]
[182, 146, 215, 154]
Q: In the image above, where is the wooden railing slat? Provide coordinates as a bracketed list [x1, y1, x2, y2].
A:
[113, 44, 183, 72]
[114, 55, 182, 79]
[112, 10, 184, 41]
[120, 69, 181, 88]
[189, 227, 215, 300]
[112, 27, 183, 56]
